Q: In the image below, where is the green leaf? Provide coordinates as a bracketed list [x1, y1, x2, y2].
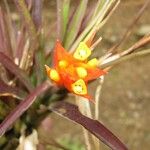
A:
[62, 0, 70, 41]
[64, 0, 88, 49]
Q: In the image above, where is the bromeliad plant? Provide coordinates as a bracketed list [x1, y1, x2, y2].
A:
[0, 0, 150, 150]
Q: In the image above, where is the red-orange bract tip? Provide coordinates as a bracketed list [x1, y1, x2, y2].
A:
[45, 40, 107, 101]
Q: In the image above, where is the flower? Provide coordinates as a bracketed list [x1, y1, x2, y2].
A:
[45, 40, 106, 100]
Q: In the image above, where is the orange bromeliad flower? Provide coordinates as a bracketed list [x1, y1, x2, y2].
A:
[45, 40, 106, 100]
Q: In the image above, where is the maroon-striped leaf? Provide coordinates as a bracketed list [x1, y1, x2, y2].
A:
[51, 101, 128, 150]
[0, 80, 52, 136]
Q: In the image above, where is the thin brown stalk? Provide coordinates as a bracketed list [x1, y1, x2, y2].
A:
[108, 0, 150, 54]
[90, 37, 102, 50]
[101, 34, 150, 66]
[120, 34, 150, 56]
[19, 39, 30, 70]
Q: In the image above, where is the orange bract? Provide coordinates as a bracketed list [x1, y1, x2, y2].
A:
[45, 40, 106, 100]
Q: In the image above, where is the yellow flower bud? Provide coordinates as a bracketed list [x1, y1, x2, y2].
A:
[87, 58, 99, 67]
[50, 69, 60, 82]
[72, 79, 87, 95]
[76, 67, 87, 78]
[73, 42, 91, 61]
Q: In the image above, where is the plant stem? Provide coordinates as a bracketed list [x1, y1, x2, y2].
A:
[76, 97, 92, 150]
[100, 49, 150, 68]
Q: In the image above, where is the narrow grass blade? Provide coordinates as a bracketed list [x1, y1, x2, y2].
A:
[50, 101, 128, 150]
[100, 48, 150, 69]
[64, 0, 88, 49]
[0, 80, 51, 136]
[70, 0, 116, 52]
[0, 52, 34, 92]
[92, 0, 106, 19]
[62, 0, 70, 41]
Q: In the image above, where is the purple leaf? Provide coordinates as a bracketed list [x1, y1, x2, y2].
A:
[0, 80, 52, 136]
[32, 0, 42, 29]
[51, 101, 128, 150]
[0, 52, 34, 92]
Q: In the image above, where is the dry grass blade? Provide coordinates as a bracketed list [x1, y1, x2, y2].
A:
[100, 48, 150, 69]
[121, 34, 150, 56]
[15, 27, 26, 61]
[0, 7, 12, 57]
[0, 80, 51, 136]
[0, 52, 34, 92]
[51, 101, 128, 150]
[101, 34, 150, 67]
